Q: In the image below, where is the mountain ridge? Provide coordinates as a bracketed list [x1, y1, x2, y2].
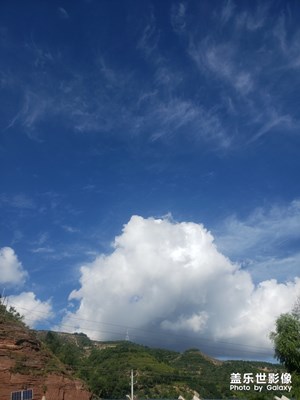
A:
[36, 330, 285, 399]
[0, 303, 288, 399]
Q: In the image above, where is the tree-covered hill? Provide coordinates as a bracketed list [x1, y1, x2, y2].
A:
[37, 331, 288, 399]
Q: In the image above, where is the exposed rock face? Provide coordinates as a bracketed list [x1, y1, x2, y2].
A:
[0, 320, 91, 400]
[0, 372, 91, 400]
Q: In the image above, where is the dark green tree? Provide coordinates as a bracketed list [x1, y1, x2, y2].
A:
[0, 301, 25, 326]
[270, 313, 300, 372]
[270, 301, 300, 398]
[270, 311, 300, 373]
[44, 331, 61, 354]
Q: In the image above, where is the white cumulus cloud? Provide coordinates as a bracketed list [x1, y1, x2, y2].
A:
[0, 246, 28, 285]
[0, 247, 53, 328]
[8, 291, 53, 328]
[60, 216, 300, 359]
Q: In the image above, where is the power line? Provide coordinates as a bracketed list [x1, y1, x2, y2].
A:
[5, 301, 276, 357]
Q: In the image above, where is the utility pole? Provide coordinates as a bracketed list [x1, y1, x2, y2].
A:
[126, 370, 135, 400]
[131, 369, 134, 400]
[0, 288, 5, 304]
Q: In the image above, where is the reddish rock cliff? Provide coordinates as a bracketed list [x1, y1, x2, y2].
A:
[0, 320, 92, 400]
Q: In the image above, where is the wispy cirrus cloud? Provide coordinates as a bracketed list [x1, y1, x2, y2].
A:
[136, 8, 160, 59]
[0, 3, 230, 150]
[4, 0, 300, 151]
[235, 3, 269, 31]
[145, 98, 231, 148]
[220, 0, 235, 24]
[273, 13, 300, 69]
[249, 110, 294, 143]
[170, 2, 187, 33]
[6, 90, 53, 139]
[62, 225, 80, 234]
[58, 7, 69, 20]
[189, 39, 254, 95]
[180, 1, 300, 144]
[214, 200, 300, 282]
[0, 193, 36, 209]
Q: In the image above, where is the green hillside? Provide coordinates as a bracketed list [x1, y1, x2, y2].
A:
[37, 331, 291, 399]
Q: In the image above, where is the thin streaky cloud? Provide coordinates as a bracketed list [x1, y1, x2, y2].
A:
[62, 225, 80, 234]
[171, 2, 187, 33]
[0, 193, 36, 210]
[273, 14, 287, 53]
[189, 40, 254, 96]
[31, 247, 55, 254]
[215, 200, 300, 261]
[136, 10, 160, 59]
[273, 15, 300, 69]
[235, 3, 269, 31]
[58, 7, 69, 19]
[220, 0, 235, 24]
[147, 98, 231, 148]
[250, 112, 294, 143]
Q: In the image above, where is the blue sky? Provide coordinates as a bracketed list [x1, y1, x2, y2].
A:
[1, 0, 300, 360]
